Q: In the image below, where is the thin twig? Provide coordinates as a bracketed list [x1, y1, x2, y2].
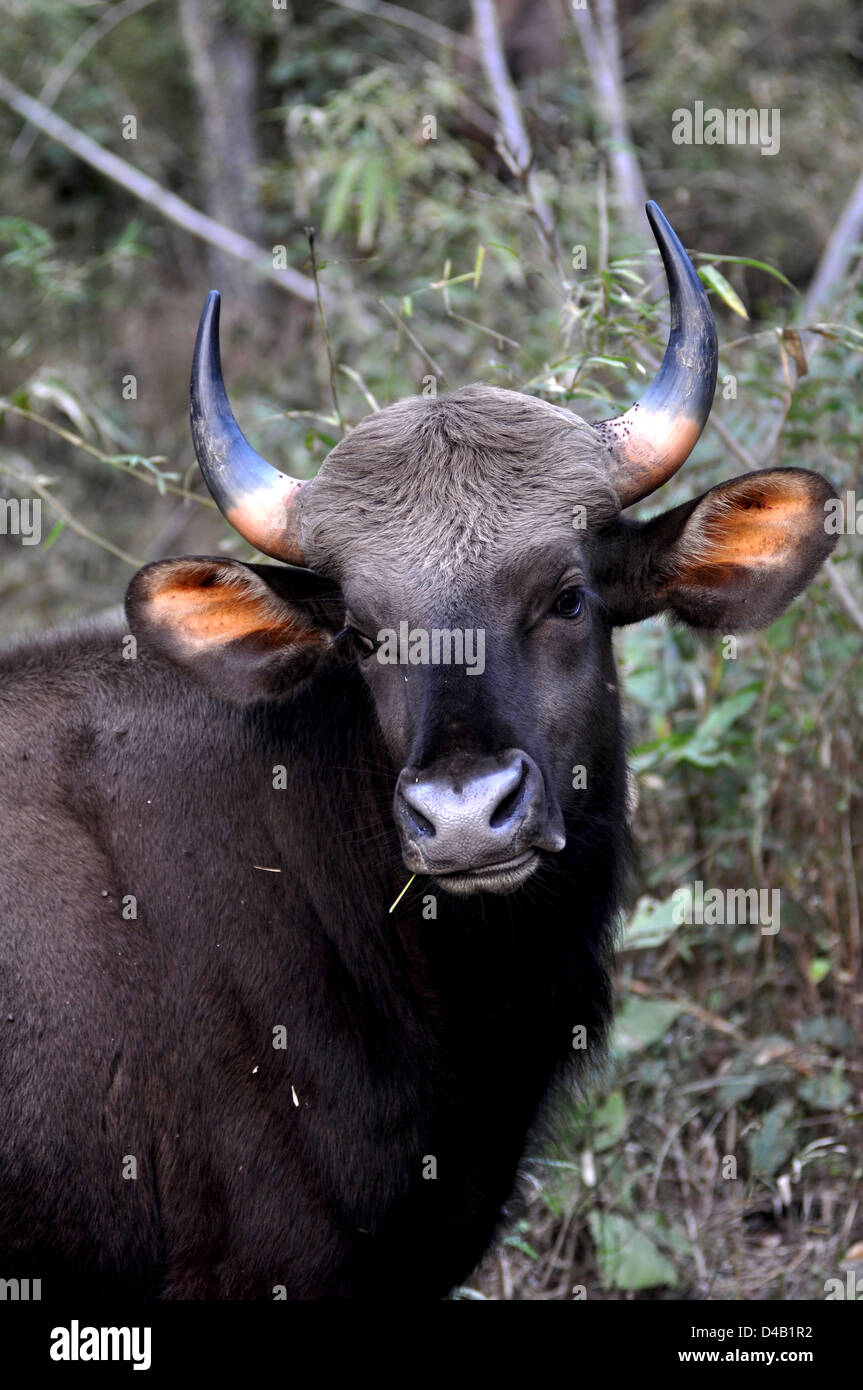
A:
[258, 409, 342, 430]
[306, 227, 345, 435]
[338, 365, 380, 414]
[841, 802, 860, 972]
[626, 977, 747, 1041]
[378, 299, 447, 383]
[707, 412, 759, 473]
[0, 399, 216, 506]
[436, 262, 520, 349]
[0, 456, 142, 566]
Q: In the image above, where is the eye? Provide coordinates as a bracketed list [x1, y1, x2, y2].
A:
[349, 626, 376, 657]
[552, 586, 584, 619]
[332, 625, 377, 658]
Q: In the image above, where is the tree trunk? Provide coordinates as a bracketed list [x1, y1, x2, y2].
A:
[178, 0, 262, 301]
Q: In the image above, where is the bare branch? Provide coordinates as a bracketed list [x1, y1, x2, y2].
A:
[327, 0, 477, 57]
[825, 558, 863, 640]
[11, 0, 156, 163]
[471, 0, 530, 172]
[707, 412, 759, 473]
[571, 0, 651, 253]
[0, 74, 321, 305]
[470, 0, 564, 279]
[801, 168, 863, 323]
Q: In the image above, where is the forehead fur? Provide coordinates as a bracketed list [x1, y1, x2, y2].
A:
[300, 384, 619, 593]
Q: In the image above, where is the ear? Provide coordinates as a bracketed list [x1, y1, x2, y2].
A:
[597, 469, 838, 631]
[126, 557, 344, 702]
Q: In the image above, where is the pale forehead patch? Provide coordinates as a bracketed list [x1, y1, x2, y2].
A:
[299, 384, 620, 589]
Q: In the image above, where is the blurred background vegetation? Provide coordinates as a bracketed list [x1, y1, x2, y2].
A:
[0, 0, 861, 1300]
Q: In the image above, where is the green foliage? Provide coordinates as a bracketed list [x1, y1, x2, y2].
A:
[588, 1211, 680, 1291]
[612, 996, 685, 1053]
[0, 0, 861, 1302]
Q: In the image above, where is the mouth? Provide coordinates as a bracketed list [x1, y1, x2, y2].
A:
[431, 850, 540, 897]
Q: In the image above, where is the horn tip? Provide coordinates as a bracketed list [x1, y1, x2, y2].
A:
[195, 290, 220, 344]
[645, 200, 672, 238]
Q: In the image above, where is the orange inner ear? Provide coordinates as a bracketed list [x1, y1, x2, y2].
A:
[146, 562, 311, 653]
[670, 473, 821, 586]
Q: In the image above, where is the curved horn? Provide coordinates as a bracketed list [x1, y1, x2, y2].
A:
[594, 201, 718, 508]
[190, 291, 306, 564]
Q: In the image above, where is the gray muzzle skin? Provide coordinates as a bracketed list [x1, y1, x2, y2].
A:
[394, 749, 565, 895]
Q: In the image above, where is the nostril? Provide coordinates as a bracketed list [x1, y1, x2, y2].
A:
[398, 782, 437, 838]
[404, 802, 435, 838]
[489, 761, 527, 830]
